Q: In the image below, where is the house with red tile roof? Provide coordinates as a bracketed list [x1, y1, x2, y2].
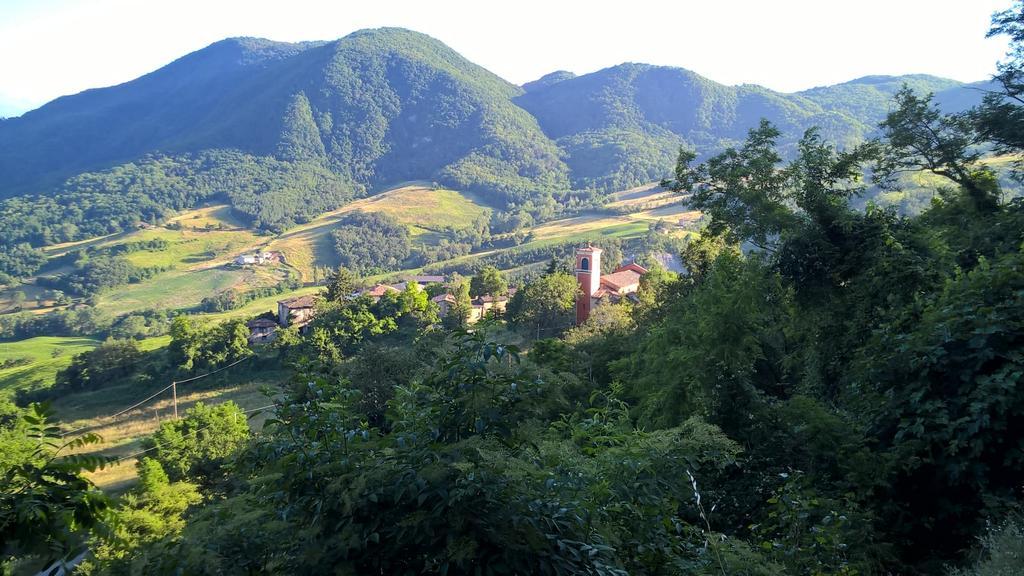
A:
[362, 284, 401, 301]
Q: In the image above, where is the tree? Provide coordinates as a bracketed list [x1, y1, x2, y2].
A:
[341, 344, 424, 430]
[875, 87, 998, 214]
[141, 401, 250, 483]
[443, 274, 473, 330]
[974, 2, 1024, 161]
[331, 212, 411, 274]
[82, 458, 201, 574]
[668, 120, 795, 252]
[54, 339, 142, 393]
[169, 316, 251, 372]
[324, 266, 359, 302]
[470, 265, 508, 298]
[510, 271, 578, 338]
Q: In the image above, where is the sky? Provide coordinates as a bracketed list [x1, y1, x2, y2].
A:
[0, 0, 1014, 117]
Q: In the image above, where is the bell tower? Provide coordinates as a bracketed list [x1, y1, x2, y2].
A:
[575, 244, 602, 325]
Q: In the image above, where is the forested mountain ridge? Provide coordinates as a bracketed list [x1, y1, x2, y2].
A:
[515, 65, 984, 191]
[1, 27, 988, 203]
[0, 27, 991, 269]
[0, 28, 569, 205]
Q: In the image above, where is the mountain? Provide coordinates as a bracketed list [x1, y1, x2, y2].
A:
[0, 29, 569, 208]
[515, 66, 979, 192]
[0, 27, 991, 255]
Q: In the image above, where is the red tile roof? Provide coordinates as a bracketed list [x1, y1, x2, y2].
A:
[600, 270, 642, 291]
[364, 284, 401, 297]
[614, 262, 648, 275]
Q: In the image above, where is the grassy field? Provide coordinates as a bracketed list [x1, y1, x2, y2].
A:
[269, 184, 492, 280]
[0, 205, 284, 316]
[167, 204, 250, 230]
[0, 336, 102, 398]
[58, 368, 283, 492]
[95, 268, 249, 315]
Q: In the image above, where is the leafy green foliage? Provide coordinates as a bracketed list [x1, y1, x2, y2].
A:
[42, 255, 166, 297]
[331, 212, 411, 274]
[168, 316, 251, 372]
[469, 265, 508, 298]
[81, 458, 202, 575]
[134, 334, 768, 574]
[0, 243, 47, 278]
[856, 249, 1024, 557]
[53, 339, 143, 393]
[508, 271, 579, 338]
[0, 403, 110, 569]
[323, 266, 359, 302]
[303, 285, 437, 366]
[141, 401, 250, 483]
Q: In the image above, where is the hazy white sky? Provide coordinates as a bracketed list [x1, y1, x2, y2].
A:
[0, 0, 1013, 117]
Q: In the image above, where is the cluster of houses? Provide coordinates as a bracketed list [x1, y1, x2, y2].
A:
[245, 245, 649, 343]
[233, 251, 281, 266]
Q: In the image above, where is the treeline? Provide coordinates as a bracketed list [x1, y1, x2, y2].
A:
[198, 277, 303, 313]
[0, 306, 173, 341]
[423, 230, 684, 278]
[329, 210, 554, 276]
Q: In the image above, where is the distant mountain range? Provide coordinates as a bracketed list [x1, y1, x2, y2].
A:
[0, 28, 993, 215]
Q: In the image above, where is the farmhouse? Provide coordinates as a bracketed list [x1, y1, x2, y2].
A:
[246, 317, 279, 343]
[234, 252, 280, 266]
[575, 244, 647, 325]
[431, 293, 457, 317]
[278, 294, 317, 330]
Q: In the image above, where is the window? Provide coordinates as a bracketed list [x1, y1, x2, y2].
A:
[580, 257, 589, 271]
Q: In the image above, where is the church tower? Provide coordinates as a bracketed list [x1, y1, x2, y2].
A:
[575, 244, 602, 325]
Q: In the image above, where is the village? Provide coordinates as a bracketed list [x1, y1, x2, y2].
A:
[245, 244, 649, 344]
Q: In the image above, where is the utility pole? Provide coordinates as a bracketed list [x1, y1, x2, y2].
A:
[172, 381, 178, 419]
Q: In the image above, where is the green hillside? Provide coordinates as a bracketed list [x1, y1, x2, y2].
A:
[515, 66, 982, 193]
[0, 28, 993, 285]
[0, 28, 570, 266]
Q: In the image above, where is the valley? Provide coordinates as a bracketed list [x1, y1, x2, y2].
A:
[0, 180, 689, 490]
[3, 10, 1023, 572]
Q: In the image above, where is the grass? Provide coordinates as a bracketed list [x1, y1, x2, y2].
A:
[58, 369, 283, 492]
[121, 228, 263, 270]
[166, 204, 250, 230]
[0, 335, 172, 401]
[94, 268, 247, 315]
[0, 336, 102, 398]
[269, 184, 492, 280]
